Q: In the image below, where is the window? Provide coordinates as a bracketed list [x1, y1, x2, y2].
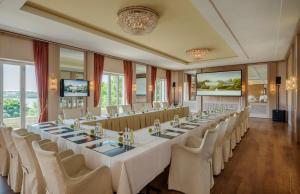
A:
[155, 79, 167, 101]
[100, 73, 125, 113]
[183, 82, 189, 101]
[0, 61, 39, 128]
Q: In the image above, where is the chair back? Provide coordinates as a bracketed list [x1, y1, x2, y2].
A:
[32, 141, 68, 194]
[216, 119, 230, 143]
[12, 131, 46, 193]
[0, 127, 9, 176]
[161, 102, 169, 109]
[144, 103, 153, 111]
[106, 106, 119, 116]
[121, 105, 132, 113]
[87, 107, 101, 116]
[63, 108, 83, 119]
[200, 127, 219, 159]
[153, 101, 161, 109]
[133, 103, 144, 112]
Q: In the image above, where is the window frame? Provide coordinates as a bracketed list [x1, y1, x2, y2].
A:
[0, 60, 38, 128]
[155, 79, 167, 102]
[100, 72, 125, 112]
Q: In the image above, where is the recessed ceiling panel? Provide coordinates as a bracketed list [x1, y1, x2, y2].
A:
[24, 0, 237, 63]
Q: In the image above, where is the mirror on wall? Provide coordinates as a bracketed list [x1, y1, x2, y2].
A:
[248, 64, 268, 118]
[59, 47, 85, 108]
[135, 64, 147, 103]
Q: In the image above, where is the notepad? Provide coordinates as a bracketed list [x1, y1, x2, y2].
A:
[94, 144, 118, 153]
[67, 135, 88, 141]
[164, 131, 180, 137]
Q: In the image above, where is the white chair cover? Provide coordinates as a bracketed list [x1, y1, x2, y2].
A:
[153, 101, 161, 109]
[87, 107, 101, 116]
[143, 103, 152, 112]
[1, 128, 26, 193]
[161, 102, 169, 109]
[132, 103, 144, 113]
[168, 127, 219, 194]
[32, 141, 113, 194]
[120, 105, 132, 113]
[222, 114, 238, 162]
[106, 105, 119, 116]
[212, 119, 229, 175]
[63, 108, 83, 119]
[0, 126, 9, 176]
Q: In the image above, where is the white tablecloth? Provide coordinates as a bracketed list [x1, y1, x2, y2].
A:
[29, 112, 228, 194]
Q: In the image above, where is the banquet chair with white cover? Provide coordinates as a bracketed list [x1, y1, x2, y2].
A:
[222, 114, 238, 162]
[133, 103, 144, 112]
[168, 127, 219, 194]
[153, 101, 161, 109]
[236, 110, 245, 143]
[144, 103, 153, 112]
[63, 108, 83, 119]
[161, 101, 169, 109]
[32, 141, 113, 194]
[106, 105, 119, 116]
[0, 125, 9, 176]
[231, 112, 242, 150]
[212, 119, 230, 175]
[12, 131, 74, 194]
[120, 104, 132, 113]
[1, 127, 27, 193]
[87, 107, 101, 116]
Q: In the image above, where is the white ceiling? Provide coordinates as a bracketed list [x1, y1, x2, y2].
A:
[0, 0, 299, 70]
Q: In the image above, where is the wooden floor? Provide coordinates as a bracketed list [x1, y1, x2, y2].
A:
[1, 118, 299, 194]
[146, 118, 300, 194]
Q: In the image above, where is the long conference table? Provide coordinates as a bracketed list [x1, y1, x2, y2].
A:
[29, 107, 231, 194]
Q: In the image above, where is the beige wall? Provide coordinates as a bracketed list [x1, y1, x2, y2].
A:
[285, 28, 300, 143]
[0, 33, 34, 63]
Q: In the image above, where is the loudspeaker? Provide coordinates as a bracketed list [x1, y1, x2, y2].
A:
[172, 82, 176, 87]
[276, 76, 281, 85]
[272, 110, 286, 122]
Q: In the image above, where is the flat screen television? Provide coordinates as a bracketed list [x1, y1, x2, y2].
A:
[196, 70, 242, 96]
[60, 79, 89, 97]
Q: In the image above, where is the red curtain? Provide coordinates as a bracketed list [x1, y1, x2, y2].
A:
[151, 66, 157, 102]
[166, 70, 172, 104]
[123, 60, 133, 105]
[94, 53, 105, 107]
[187, 74, 192, 100]
[33, 40, 49, 122]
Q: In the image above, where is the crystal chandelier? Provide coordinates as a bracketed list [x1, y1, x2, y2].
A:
[117, 6, 159, 35]
[186, 48, 209, 59]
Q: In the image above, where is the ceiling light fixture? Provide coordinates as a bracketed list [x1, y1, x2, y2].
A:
[117, 6, 159, 35]
[186, 48, 209, 59]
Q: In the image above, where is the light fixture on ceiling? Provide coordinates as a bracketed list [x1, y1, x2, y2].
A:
[186, 48, 209, 59]
[117, 6, 159, 35]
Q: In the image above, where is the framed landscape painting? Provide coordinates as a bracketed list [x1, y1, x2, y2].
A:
[196, 70, 242, 96]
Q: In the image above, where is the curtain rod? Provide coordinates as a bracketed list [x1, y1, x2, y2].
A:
[0, 29, 153, 68]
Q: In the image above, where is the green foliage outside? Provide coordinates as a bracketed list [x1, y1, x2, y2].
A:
[100, 75, 124, 111]
[197, 78, 241, 91]
[3, 98, 39, 118]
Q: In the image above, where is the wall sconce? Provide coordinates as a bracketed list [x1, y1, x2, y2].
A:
[149, 85, 152, 92]
[89, 81, 95, 91]
[286, 77, 297, 90]
[242, 83, 246, 94]
[49, 77, 57, 91]
[132, 84, 136, 91]
[269, 81, 276, 95]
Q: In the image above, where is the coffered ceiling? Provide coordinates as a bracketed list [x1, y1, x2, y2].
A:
[24, 0, 236, 64]
[0, 0, 299, 70]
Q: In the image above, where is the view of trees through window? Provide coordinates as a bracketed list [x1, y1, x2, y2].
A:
[100, 73, 125, 113]
[155, 79, 166, 102]
[1, 63, 39, 128]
